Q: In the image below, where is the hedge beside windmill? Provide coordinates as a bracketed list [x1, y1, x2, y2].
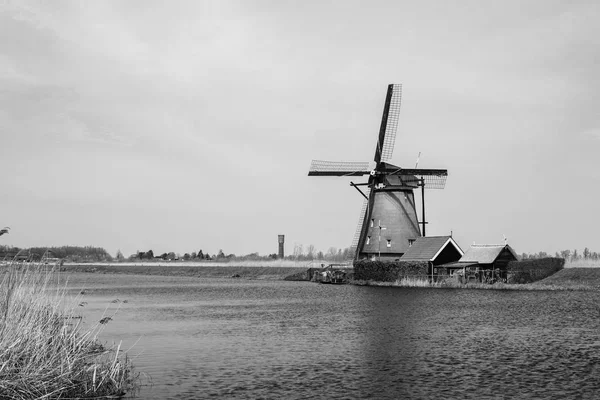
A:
[308, 84, 448, 261]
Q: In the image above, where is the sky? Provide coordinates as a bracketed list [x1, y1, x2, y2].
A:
[1, 0, 599, 258]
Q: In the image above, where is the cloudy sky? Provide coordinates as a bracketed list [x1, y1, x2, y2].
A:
[1, 0, 599, 257]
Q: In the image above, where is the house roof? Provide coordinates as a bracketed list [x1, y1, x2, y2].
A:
[459, 244, 518, 264]
[439, 262, 479, 269]
[400, 236, 464, 262]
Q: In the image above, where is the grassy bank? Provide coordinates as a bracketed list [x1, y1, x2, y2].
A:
[353, 269, 600, 291]
[351, 277, 566, 291]
[0, 263, 137, 399]
[61, 263, 310, 280]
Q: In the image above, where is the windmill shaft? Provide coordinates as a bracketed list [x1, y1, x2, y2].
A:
[350, 182, 369, 200]
[421, 180, 426, 237]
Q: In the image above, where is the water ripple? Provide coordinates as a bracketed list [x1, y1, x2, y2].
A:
[66, 275, 600, 399]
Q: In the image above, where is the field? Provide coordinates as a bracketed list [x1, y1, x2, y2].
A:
[43, 259, 600, 290]
[64, 259, 326, 268]
[61, 261, 315, 280]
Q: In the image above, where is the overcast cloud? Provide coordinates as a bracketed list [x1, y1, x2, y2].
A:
[1, 0, 599, 257]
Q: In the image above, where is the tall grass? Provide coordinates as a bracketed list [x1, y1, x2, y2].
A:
[351, 277, 586, 291]
[0, 262, 137, 399]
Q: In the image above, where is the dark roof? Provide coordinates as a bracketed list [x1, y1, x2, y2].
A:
[459, 244, 518, 264]
[440, 262, 479, 269]
[400, 236, 463, 262]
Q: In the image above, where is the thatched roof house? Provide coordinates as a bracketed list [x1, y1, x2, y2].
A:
[459, 244, 518, 268]
[442, 244, 519, 282]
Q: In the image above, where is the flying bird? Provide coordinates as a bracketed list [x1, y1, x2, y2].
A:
[0, 227, 9, 236]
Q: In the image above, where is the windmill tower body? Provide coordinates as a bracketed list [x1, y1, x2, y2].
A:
[357, 187, 421, 259]
[308, 84, 448, 261]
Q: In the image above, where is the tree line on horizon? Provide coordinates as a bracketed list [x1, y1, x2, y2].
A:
[520, 248, 600, 261]
[132, 244, 353, 263]
[0, 244, 353, 263]
[4, 243, 598, 264]
[0, 245, 112, 262]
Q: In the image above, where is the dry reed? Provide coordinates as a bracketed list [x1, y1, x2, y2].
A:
[0, 262, 138, 399]
[351, 277, 588, 291]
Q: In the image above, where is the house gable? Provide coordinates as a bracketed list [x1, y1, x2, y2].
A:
[400, 236, 463, 265]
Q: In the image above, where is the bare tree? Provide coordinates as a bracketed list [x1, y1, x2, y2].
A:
[584, 247, 590, 259]
[306, 244, 315, 260]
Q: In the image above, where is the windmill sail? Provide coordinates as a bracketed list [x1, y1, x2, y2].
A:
[350, 187, 371, 256]
[381, 166, 448, 189]
[398, 173, 448, 189]
[308, 160, 371, 176]
[374, 84, 402, 164]
[308, 84, 449, 261]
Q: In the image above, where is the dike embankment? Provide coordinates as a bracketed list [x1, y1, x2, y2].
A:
[61, 262, 309, 280]
[50, 262, 600, 290]
[533, 267, 600, 290]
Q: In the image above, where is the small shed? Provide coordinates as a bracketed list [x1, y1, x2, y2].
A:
[442, 244, 518, 283]
[400, 236, 464, 279]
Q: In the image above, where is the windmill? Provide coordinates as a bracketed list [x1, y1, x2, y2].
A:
[308, 84, 448, 260]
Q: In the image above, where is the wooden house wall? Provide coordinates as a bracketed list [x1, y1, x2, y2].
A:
[359, 190, 421, 258]
[493, 248, 518, 270]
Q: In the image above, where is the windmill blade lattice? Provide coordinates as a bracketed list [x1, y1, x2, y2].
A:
[350, 187, 371, 254]
[375, 84, 402, 163]
[308, 160, 371, 176]
[399, 174, 447, 189]
[383, 168, 448, 189]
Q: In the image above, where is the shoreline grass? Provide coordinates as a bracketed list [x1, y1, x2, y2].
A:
[351, 275, 597, 291]
[0, 262, 138, 399]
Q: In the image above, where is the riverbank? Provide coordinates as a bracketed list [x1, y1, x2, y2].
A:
[353, 267, 600, 291]
[40, 262, 600, 290]
[61, 262, 310, 280]
[0, 263, 138, 398]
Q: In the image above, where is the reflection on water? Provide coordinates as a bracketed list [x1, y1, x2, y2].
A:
[65, 273, 600, 399]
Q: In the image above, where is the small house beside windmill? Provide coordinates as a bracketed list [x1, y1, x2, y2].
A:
[399, 236, 464, 278]
[443, 244, 519, 283]
[308, 84, 448, 261]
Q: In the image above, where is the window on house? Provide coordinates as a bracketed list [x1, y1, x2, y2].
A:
[366, 236, 371, 245]
[370, 219, 374, 228]
[387, 239, 391, 248]
[408, 239, 415, 247]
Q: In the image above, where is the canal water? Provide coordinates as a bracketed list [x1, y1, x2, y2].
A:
[65, 273, 600, 399]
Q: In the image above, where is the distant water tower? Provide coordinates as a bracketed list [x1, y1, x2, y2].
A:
[278, 235, 285, 258]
